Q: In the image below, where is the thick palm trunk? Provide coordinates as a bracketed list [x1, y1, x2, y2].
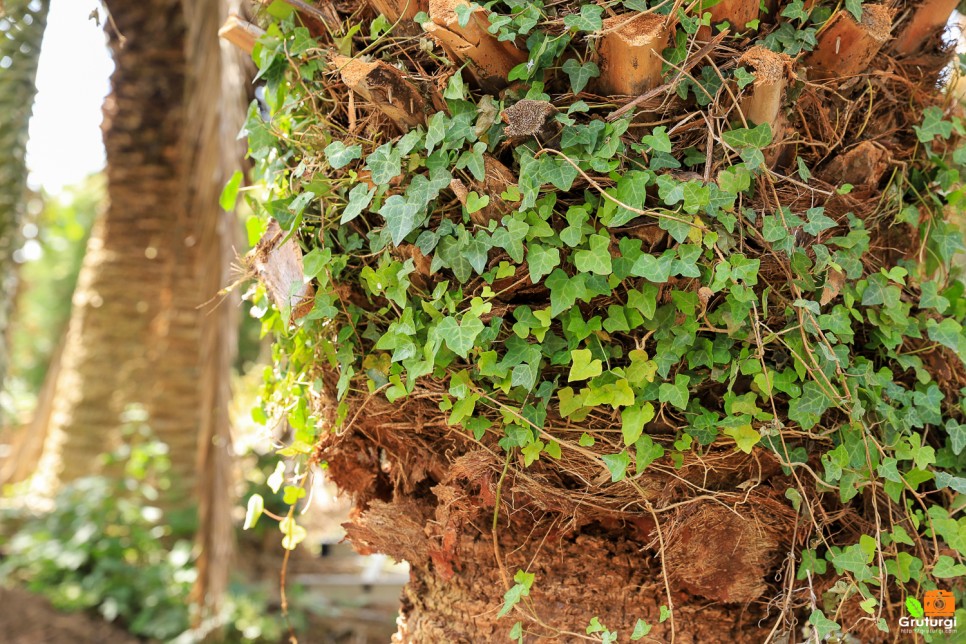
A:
[0, 0, 50, 426]
[31, 0, 245, 610]
[328, 396, 790, 641]
[248, 1, 966, 642]
[33, 0, 188, 490]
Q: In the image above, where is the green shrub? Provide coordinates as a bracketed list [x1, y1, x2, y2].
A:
[0, 430, 291, 642]
[0, 435, 193, 639]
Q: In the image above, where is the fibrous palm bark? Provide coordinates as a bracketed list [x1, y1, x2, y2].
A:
[0, 0, 50, 427]
[247, 1, 966, 642]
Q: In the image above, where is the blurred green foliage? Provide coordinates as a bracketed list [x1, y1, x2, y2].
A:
[0, 419, 295, 642]
[0, 423, 196, 639]
[8, 176, 99, 401]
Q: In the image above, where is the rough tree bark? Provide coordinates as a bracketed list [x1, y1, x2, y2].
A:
[248, 1, 966, 642]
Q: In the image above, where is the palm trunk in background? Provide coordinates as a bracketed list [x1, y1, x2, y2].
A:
[178, 0, 248, 619]
[32, 0, 188, 490]
[0, 0, 50, 427]
[29, 0, 246, 617]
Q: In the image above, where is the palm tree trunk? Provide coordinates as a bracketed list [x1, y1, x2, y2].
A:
[178, 0, 248, 616]
[250, 1, 966, 642]
[32, 0, 188, 491]
[0, 0, 50, 427]
[31, 0, 246, 619]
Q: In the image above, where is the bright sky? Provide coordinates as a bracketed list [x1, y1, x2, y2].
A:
[26, 0, 113, 194]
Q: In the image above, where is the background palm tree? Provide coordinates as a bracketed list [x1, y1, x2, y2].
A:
[0, 0, 50, 427]
[27, 0, 248, 616]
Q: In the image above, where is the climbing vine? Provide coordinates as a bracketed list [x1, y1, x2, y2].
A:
[237, 1, 966, 640]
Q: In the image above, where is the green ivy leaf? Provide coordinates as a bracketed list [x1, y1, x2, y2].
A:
[563, 4, 603, 31]
[379, 195, 423, 245]
[859, 597, 877, 615]
[635, 435, 664, 471]
[302, 248, 329, 279]
[425, 112, 447, 154]
[220, 170, 244, 211]
[724, 425, 761, 454]
[845, 0, 863, 20]
[498, 570, 535, 617]
[641, 126, 672, 153]
[915, 106, 953, 142]
[456, 142, 486, 181]
[604, 171, 650, 227]
[443, 70, 467, 100]
[734, 67, 756, 89]
[283, 484, 306, 504]
[788, 381, 832, 430]
[919, 280, 950, 313]
[796, 157, 812, 182]
[630, 619, 652, 640]
[781, 0, 812, 21]
[808, 610, 840, 641]
[718, 165, 751, 194]
[601, 450, 631, 482]
[521, 439, 545, 466]
[621, 403, 655, 445]
[802, 207, 837, 235]
[934, 471, 966, 494]
[905, 597, 924, 619]
[324, 140, 362, 169]
[659, 216, 693, 244]
[561, 58, 600, 94]
[828, 543, 873, 574]
[341, 183, 375, 224]
[722, 123, 773, 149]
[535, 154, 579, 191]
[527, 243, 560, 283]
[454, 2, 476, 27]
[933, 555, 966, 578]
[466, 191, 490, 214]
[546, 269, 589, 316]
[280, 516, 308, 550]
[658, 374, 690, 410]
[574, 233, 613, 275]
[366, 142, 402, 184]
[491, 217, 528, 262]
[927, 317, 963, 352]
[569, 349, 603, 381]
[946, 419, 966, 455]
[436, 315, 485, 358]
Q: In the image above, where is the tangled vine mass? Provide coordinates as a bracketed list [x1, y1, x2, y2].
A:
[241, 0, 966, 641]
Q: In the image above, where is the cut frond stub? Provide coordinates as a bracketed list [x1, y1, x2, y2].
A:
[805, 5, 894, 80]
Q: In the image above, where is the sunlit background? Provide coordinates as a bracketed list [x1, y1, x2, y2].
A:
[26, 0, 112, 194]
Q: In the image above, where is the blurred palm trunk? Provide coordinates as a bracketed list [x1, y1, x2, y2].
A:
[28, 0, 248, 619]
[0, 0, 50, 428]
